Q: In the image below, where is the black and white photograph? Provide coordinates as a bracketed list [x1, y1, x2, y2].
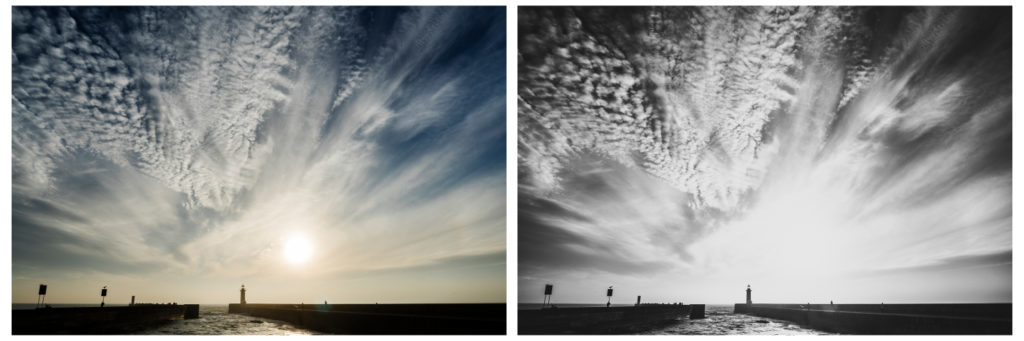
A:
[518, 6, 1011, 335]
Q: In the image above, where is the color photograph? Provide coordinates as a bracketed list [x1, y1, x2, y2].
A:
[12, 6, 507, 335]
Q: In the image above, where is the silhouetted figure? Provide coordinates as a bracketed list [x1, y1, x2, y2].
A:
[606, 302, 610, 308]
[324, 300, 328, 305]
[830, 300, 833, 305]
[100, 302, 105, 307]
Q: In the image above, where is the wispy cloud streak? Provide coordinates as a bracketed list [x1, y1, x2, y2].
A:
[13, 7, 506, 304]
[519, 7, 1009, 303]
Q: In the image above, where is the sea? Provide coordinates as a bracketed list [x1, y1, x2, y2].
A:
[518, 303, 832, 335]
[13, 304, 316, 335]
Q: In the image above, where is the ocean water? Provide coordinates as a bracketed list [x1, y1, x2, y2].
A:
[518, 304, 830, 335]
[142, 305, 317, 335]
[642, 304, 830, 335]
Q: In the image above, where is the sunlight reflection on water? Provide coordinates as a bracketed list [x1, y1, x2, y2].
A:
[142, 305, 317, 335]
[642, 305, 831, 335]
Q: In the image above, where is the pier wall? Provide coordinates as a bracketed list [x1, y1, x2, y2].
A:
[689, 304, 705, 319]
[227, 303, 504, 334]
[13, 304, 197, 334]
[733, 303, 1010, 334]
[184, 304, 199, 319]
[519, 304, 692, 334]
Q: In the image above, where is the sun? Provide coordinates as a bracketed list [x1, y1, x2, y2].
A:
[283, 234, 313, 264]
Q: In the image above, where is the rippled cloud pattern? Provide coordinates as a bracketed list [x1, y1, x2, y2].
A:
[13, 7, 506, 304]
[519, 7, 1009, 304]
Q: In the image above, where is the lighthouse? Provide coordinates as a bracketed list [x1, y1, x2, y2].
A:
[240, 284, 247, 305]
[746, 285, 752, 305]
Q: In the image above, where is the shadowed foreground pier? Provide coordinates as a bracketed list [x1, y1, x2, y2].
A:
[13, 304, 200, 334]
[734, 303, 1011, 334]
[519, 304, 703, 334]
[228, 303, 504, 334]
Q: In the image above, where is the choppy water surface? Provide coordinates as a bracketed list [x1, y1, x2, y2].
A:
[642, 305, 829, 335]
[142, 305, 316, 335]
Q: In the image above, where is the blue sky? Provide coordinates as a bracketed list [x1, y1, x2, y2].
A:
[12, 6, 506, 304]
[518, 7, 1010, 305]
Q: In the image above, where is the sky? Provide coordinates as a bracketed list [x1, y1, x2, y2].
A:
[518, 7, 1011, 305]
[12, 6, 506, 304]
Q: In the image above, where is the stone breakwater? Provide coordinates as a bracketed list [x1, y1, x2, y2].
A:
[734, 303, 1010, 334]
[228, 303, 505, 334]
[13, 304, 200, 334]
[518, 304, 701, 334]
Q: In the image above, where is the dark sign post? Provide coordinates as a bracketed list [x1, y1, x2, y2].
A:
[542, 284, 554, 309]
[36, 284, 47, 309]
[606, 286, 613, 307]
[100, 286, 107, 307]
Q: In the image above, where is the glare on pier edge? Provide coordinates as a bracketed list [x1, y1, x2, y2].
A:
[283, 234, 313, 264]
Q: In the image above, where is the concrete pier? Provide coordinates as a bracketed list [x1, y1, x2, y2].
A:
[734, 303, 1010, 334]
[184, 304, 200, 319]
[228, 303, 504, 334]
[519, 304, 694, 334]
[688, 304, 706, 319]
[13, 304, 199, 334]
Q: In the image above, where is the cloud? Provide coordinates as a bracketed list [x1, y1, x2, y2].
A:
[862, 250, 1011, 277]
[13, 7, 506, 303]
[518, 7, 1010, 302]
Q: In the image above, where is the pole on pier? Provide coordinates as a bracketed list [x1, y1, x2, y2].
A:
[606, 286, 613, 307]
[636, 295, 641, 306]
[543, 284, 553, 309]
[100, 286, 107, 307]
[131, 295, 135, 306]
[37, 284, 47, 309]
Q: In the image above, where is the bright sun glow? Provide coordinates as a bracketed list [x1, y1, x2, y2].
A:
[283, 235, 313, 264]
